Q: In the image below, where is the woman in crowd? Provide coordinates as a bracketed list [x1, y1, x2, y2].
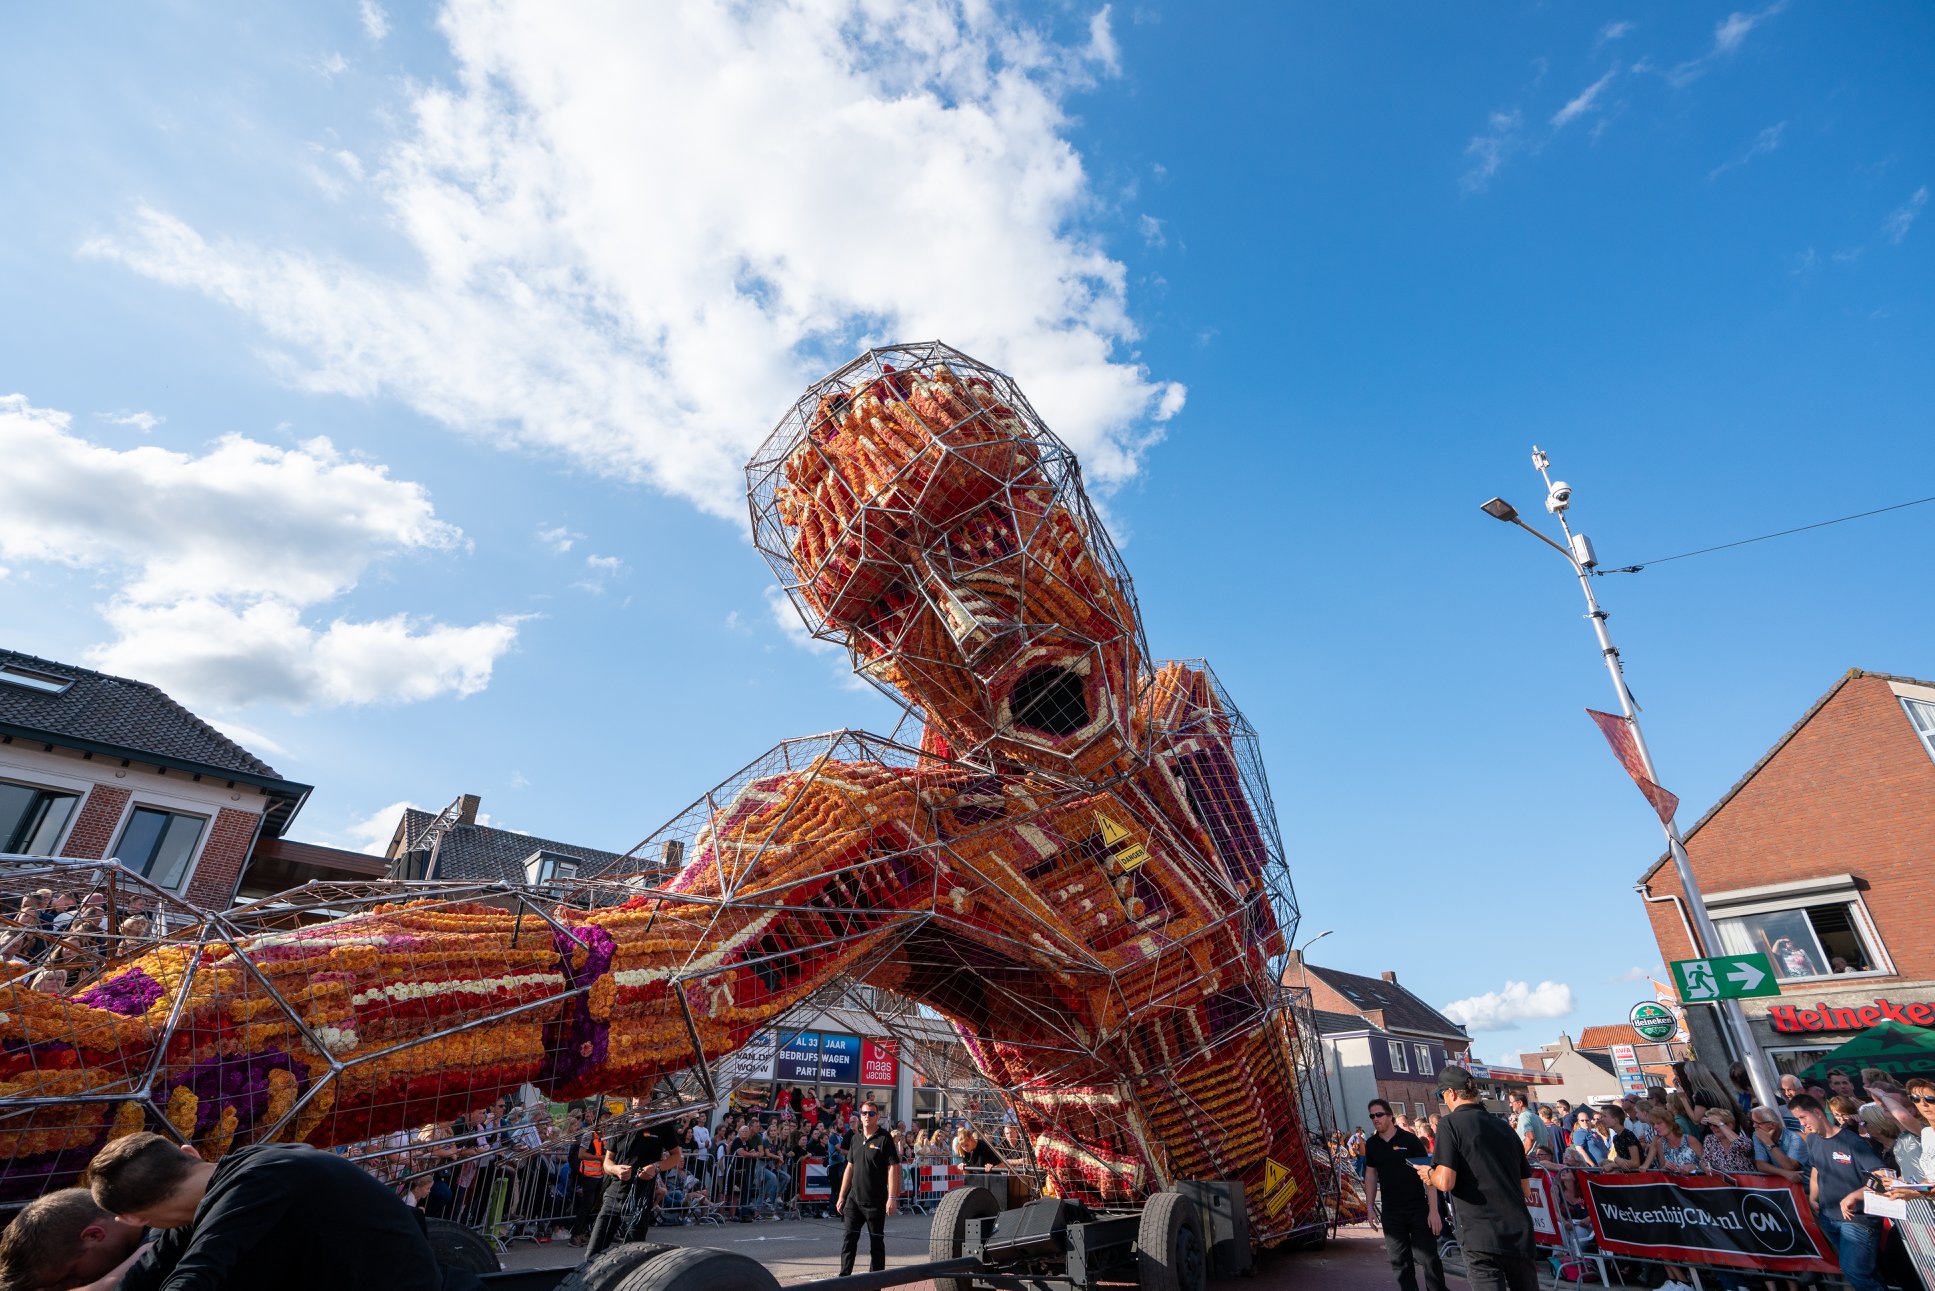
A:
[1882, 1076, 1935, 1289]
[1644, 1106, 1702, 1173]
[1858, 1103, 1905, 1171]
[1829, 1094, 1865, 1135]
[1697, 1103, 1755, 1175]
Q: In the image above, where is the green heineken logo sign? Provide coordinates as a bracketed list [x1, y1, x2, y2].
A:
[1629, 1001, 1678, 1042]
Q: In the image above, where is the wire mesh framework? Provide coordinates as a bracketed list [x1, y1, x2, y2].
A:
[0, 341, 1324, 1241]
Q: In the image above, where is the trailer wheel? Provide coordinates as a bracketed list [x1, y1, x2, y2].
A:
[423, 1218, 500, 1273]
[552, 1242, 676, 1291]
[1137, 1191, 1207, 1291]
[928, 1184, 1000, 1291]
[611, 1247, 780, 1291]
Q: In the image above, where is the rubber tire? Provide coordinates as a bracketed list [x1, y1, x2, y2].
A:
[928, 1185, 1000, 1291]
[551, 1242, 676, 1291]
[610, 1247, 781, 1291]
[423, 1218, 500, 1273]
[1137, 1191, 1208, 1291]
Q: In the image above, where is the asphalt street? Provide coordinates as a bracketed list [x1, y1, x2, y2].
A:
[499, 1216, 1512, 1289]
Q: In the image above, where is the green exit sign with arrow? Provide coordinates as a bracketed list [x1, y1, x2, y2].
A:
[1670, 953, 1780, 1002]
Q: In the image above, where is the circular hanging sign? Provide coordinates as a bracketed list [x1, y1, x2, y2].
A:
[1630, 1001, 1678, 1042]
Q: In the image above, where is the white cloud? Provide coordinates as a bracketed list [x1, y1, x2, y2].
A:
[1708, 121, 1786, 180]
[1085, 5, 1120, 75]
[585, 554, 624, 574]
[535, 524, 580, 554]
[1137, 214, 1165, 248]
[1441, 979, 1575, 1031]
[1597, 20, 1634, 44]
[314, 50, 349, 78]
[1666, 2, 1787, 86]
[102, 410, 163, 432]
[201, 716, 293, 762]
[508, 769, 529, 789]
[345, 798, 417, 855]
[359, 0, 390, 42]
[1882, 185, 1928, 244]
[0, 393, 524, 709]
[1462, 109, 1522, 193]
[1551, 70, 1616, 129]
[82, 3, 1179, 521]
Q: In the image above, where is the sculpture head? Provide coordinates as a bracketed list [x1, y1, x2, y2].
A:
[750, 342, 1149, 780]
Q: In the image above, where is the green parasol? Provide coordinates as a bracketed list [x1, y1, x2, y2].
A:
[1795, 1019, 1935, 1085]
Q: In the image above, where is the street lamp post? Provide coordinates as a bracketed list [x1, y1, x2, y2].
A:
[1481, 447, 1778, 1109]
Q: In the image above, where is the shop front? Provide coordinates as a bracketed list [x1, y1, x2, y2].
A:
[1745, 987, 1935, 1080]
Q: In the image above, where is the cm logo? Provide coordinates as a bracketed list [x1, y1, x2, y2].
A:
[1741, 1194, 1798, 1255]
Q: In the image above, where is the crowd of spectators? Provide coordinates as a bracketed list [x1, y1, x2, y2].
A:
[1, 889, 160, 992]
[344, 1092, 1033, 1247]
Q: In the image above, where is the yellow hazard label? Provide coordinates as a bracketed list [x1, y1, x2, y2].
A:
[1095, 812, 1150, 871]
[1262, 1159, 1299, 1215]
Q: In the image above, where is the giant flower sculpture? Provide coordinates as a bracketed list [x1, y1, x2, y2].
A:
[0, 343, 1328, 1241]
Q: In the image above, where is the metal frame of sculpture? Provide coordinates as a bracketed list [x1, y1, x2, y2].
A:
[0, 342, 1337, 1242]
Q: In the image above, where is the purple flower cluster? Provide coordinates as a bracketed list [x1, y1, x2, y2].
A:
[539, 925, 616, 1088]
[174, 1048, 300, 1137]
[76, 967, 166, 1017]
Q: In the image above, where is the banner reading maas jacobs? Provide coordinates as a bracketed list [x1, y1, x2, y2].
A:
[1581, 1172, 1840, 1275]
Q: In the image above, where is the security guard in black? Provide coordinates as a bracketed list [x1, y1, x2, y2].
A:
[836, 1104, 901, 1276]
[585, 1113, 679, 1259]
[1362, 1106, 1447, 1291]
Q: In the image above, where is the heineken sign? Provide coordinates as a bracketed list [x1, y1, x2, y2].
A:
[1630, 1002, 1678, 1042]
[1769, 999, 1935, 1032]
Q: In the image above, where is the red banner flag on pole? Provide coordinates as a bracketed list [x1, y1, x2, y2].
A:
[1586, 709, 1680, 825]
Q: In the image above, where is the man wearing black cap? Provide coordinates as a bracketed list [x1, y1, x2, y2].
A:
[1362, 1098, 1447, 1291]
[1415, 1066, 1539, 1291]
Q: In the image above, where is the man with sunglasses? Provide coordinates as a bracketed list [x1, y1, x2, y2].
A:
[1363, 1098, 1447, 1291]
[1415, 1066, 1538, 1291]
[835, 1101, 901, 1276]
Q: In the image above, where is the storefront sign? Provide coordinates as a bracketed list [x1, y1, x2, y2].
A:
[860, 1038, 898, 1085]
[720, 1029, 777, 1083]
[818, 1032, 860, 1084]
[775, 1030, 822, 1082]
[1610, 1043, 1647, 1095]
[1629, 1001, 1678, 1042]
[1768, 999, 1935, 1032]
[1581, 1171, 1838, 1275]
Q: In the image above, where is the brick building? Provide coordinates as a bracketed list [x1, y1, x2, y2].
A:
[1289, 956, 1471, 1128]
[1637, 669, 1935, 1076]
[0, 648, 317, 906]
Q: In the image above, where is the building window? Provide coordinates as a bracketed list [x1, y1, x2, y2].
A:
[0, 663, 73, 694]
[1904, 697, 1935, 764]
[523, 851, 581, 884]
[115, 808, 206, 889]
[1716, 902, 1882, 980]
[1389, 1041, 1408, 1073]
[1416, 1102, 1427, 1118]
[0, 782, 80, 855]
[1415, 1044, 1431, 1074]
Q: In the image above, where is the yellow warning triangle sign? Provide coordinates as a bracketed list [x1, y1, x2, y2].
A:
[1261, 1158, 1298, 1215]
[1094, 812, 1150, 871]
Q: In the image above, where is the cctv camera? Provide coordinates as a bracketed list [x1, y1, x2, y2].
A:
[1544, 482, 1573, 513]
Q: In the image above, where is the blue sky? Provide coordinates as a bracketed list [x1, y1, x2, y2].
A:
[1, 2, 1929, 1062]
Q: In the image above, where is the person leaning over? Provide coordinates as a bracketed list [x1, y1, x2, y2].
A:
[1362, 1098, 1447, 1291]
[835, 1100, 901, 1277]
[1594, 1105, 1644, 1172]
[0, 1188, 147, 1291]
[1416, 1066, 1540, 1291]
[85, 1132, 448, 1291]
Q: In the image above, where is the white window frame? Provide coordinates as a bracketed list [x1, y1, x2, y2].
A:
[1902, 696, 1935, 764]
[1414, 1043, 1431, 1074]
[1388, 1040, 1408, 1073]
[1705, 874, 1895, 982]
[0, 777, 82, 856]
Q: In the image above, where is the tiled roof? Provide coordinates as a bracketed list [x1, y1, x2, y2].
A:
[395, 808, 626, 884]
[1638, 668, 1935, 885]
[1305, 964, 1469, 1041]
[1309, 1009, 1371, 1037]
[0, 648, 296, 786]
[1576, 1024, 1646, 1050]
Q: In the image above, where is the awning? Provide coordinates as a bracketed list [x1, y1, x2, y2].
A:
[1795, 1019, 1935, 1084]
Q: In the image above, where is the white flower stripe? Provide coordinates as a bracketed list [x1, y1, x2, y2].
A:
[351, 971, 562, 1008]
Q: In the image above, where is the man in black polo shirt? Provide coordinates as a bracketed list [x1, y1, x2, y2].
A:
[1362, 1098, 1447, 1291]
[585, 1099, 681, 1259]
[835, 1100, 901, 1276]
[1416, 1066, 1538, 1291]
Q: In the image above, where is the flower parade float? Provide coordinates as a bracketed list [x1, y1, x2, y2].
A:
[0, 342, 1334, 1248]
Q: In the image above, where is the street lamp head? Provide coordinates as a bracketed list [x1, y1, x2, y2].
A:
[1480, 497, 1518, 523]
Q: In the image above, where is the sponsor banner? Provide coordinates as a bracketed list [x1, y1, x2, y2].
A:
[1529, 1169, 1562, 1247]
[861, 1037, 899, 1085]
[721, 1029, 777, 1083]
[776, 1030, 822, 1082]
[1581, 1171, 1839, 1275]
[1610, 1043, 1648, 1096]
[799, 1157, 830, 1202]
[818, 1032, 860, 1084]
[1769, 999, 1935, 1032]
